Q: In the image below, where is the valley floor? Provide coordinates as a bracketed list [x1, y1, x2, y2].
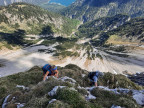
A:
[0, 42, 144, 77]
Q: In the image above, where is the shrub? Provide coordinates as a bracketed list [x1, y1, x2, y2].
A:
[98, 72, 142, 89]
[47, 100, 71, 108]
[59, 64, 89, 87]
[91, 88, 139, 108]
[55, 88, 90, 108]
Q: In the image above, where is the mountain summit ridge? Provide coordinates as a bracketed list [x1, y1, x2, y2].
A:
[0, 3, 79, 35]
[61, 0, 144, 22]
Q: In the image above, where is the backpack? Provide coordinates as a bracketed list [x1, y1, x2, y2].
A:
[88, 72, 97, 80]
[43, 64, 51, 70]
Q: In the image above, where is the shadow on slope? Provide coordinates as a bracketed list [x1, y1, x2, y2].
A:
[39, 25, 54, 36]
[0, 29, 26, 46]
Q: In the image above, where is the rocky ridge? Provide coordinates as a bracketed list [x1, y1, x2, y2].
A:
[61, 0, 144, 22]
[0, 3, 79, 36]
[0, 65, 144, 108]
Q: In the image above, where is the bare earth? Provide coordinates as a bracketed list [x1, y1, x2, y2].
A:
[0, 44, 144, 77]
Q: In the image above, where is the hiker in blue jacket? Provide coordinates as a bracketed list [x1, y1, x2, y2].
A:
[42, 64, 59, 81]
[88, 71, 104, 87]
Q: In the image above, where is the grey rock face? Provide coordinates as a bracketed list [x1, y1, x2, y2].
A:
[62, 0, 144, 22]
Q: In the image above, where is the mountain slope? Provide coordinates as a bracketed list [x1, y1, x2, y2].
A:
[39, 3, 66, 13]
[0, 65, 143, 108]
[61, 0, 144, 22]
[0, 3, 79, 36]
[76, 14, 130, 38]
[106, 18, 144, 43]
[76, 15, 144, 44]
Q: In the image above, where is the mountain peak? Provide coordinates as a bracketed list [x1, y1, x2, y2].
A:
[62, 0, 144, 22]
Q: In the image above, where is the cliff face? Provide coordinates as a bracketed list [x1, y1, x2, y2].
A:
[76, 14, 144, 43]
[61, 0, 144, 22]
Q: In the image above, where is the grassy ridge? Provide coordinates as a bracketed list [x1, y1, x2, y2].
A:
[0, 3, 80, 36]
[0, 64, 143, 108]
[107, 18, 144, 43]
[39, 3, 65, 13]
[76, 14, 129, 38]
[76, 15, 144, 47]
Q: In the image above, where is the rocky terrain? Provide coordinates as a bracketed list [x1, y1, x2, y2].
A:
[0, 2, 143, 81]
[0, 65, 144, 108]
[0, 1, 144, 108]
[128, 72, 144, 86]
[76, 14, 144, 43]
[61, 0, 144, 22]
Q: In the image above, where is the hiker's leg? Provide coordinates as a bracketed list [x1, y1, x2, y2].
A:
[43, 71, 49, 81]
[94, 82, 97, 87]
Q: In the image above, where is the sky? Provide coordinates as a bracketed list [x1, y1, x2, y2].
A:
[49, 0, 76, 6]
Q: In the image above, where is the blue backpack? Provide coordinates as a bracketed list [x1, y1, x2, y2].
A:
[88, 72, 98, 80]
[43, 64, 51, 70]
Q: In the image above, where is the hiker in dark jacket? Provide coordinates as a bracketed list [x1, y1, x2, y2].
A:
[88, 71, 104, 87]
[42, 64, 59, 81]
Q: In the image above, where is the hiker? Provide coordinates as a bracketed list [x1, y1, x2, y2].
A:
[88, 71, 104, 87]
[42, 64, 59, 81]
